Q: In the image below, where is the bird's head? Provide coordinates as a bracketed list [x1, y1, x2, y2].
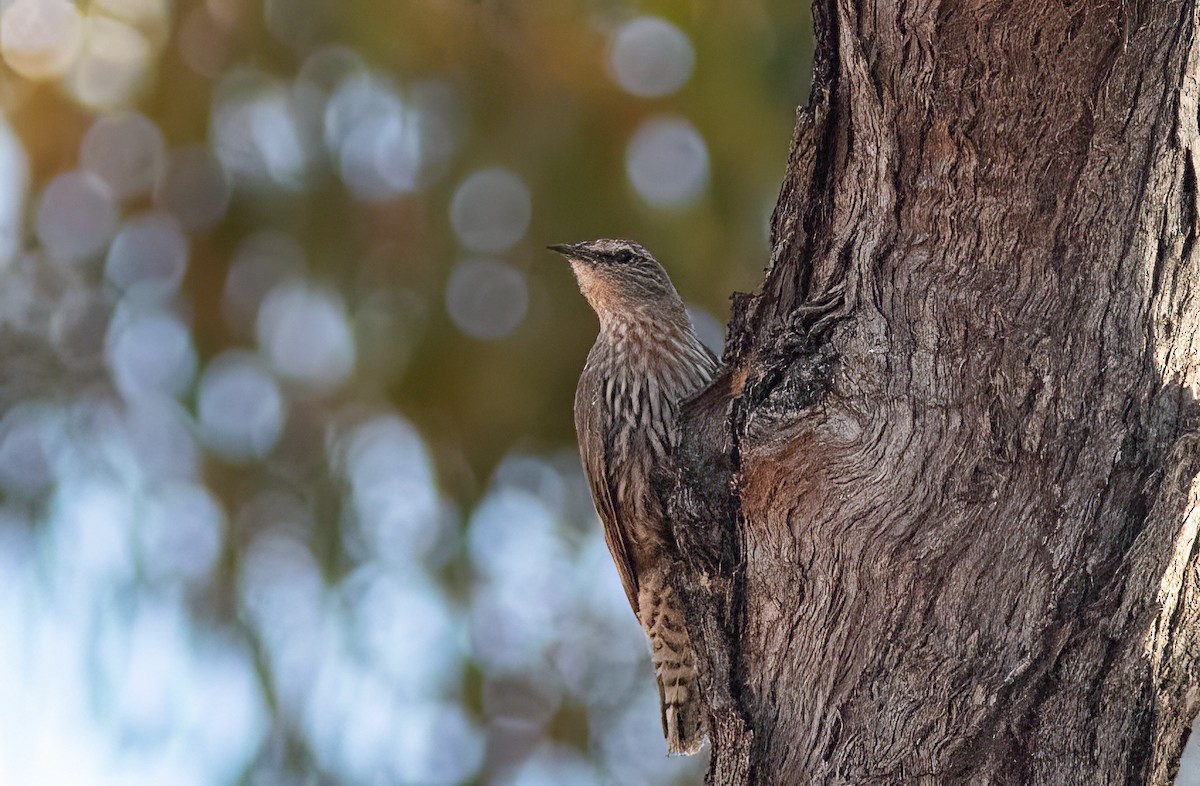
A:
[549, 239, 682, 320]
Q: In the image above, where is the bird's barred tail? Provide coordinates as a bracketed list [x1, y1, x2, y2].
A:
[658, 669, 705, 756]
[639, 575, 707, 756]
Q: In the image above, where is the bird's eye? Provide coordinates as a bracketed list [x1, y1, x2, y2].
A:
[613, 249, 633, 264]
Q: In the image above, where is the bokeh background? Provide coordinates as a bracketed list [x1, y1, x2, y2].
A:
[10, 2, 1199, 785]
[0, 1, 813, 784]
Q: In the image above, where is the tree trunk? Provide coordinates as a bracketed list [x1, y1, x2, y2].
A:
[670, 1, 1200, 784]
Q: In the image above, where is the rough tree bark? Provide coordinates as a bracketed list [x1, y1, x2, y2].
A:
[669, 1, 1200, 784]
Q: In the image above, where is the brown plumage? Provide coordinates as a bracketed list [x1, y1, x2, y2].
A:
[551, 238, 716, 755]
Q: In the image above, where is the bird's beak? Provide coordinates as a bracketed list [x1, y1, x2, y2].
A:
[548, 242, 597, 264]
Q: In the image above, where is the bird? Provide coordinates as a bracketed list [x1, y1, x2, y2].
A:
[550, 238, 717, 756]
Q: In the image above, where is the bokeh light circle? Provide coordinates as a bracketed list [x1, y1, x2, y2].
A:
[197, 351, 287, 461]
[213, 69, 314, 190]
[608, 17, 694, 98]
[105, 212, 188, 301]
[625, 115, 709, 209]
[178, 5, 230, 78]
[337, 414, 443, 567]
[323, 73, 427, 201]
[255, 280, 356, 390]
[139, 482, 226, 584]
[445, 258, 528, 340]
[69, 14, 152, 108]
[80, 111, 165, 199]
[35, 170, 118, 259]
[0, 0, 82, 80]
[449, 167, 530, 253]
[105, 308, 197, 401]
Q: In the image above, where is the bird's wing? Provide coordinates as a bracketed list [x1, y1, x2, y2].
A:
[576, 386, 641, 616]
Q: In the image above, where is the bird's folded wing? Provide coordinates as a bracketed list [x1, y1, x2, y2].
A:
[577, 398, 641, 616]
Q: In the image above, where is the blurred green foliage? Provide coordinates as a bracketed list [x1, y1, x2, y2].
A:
[7, 0, 813, 480]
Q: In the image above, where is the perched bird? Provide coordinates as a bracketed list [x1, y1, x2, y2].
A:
[550, 238, 717, 755]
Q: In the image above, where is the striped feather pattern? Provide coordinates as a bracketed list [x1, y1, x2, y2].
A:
[567, 239, 716, 756]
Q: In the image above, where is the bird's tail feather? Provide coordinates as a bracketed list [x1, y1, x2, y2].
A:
[641, 577, 708, 756]
[659, 674, 706, 755]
